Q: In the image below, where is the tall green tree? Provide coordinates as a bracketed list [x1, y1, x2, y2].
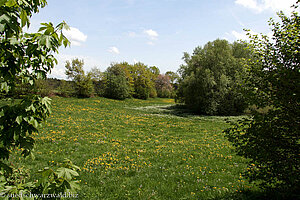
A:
[225, 2, 300, 195]
[131, 62, 156, 99]
[65, 58, 94, 98]
[104, 63, 130, 100]
[177, 39, 249, 115]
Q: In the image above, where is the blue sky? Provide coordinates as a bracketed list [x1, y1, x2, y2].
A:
[27, 0, 297, 79]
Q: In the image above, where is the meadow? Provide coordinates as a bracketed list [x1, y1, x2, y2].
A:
[13, 97, 259, 199]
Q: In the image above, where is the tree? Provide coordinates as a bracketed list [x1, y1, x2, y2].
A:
[89, 67, 103, 82]
[176, 39, 249, 115]
[155, 74, 173, 98]
[0, 0, 80, 196]
[89, 67, 104, 96]
[225, 2, 300, 195]
[165, 71, 179, 86]
[65, 58, 94, 98]
[130, 62, 156, 99]
[104, 63, 130, 100]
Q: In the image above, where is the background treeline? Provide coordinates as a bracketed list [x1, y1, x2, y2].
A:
[2, 60, 178, 100]
[2, 39, 253, 115]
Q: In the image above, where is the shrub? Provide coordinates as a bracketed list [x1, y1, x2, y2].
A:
[224, 2, 300, 195]
[57, 80, 76, 97]
[104, 64, 130, 100]
[176, 39, 249, 115]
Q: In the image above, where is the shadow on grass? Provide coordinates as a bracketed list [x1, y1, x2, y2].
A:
[149, 104, 244, 122]
[211, 189, 300, 200]
[156, 104, 199, 118]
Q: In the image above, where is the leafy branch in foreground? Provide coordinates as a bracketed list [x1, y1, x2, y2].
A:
[225, 1, 299, 196]
[0, 0, 81, 198]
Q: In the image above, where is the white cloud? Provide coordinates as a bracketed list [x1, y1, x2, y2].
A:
[235, 0, 296, 13]
[108, 46, 120, 54]
[144, 29, 159, 40]
[63, 27, 87, 46]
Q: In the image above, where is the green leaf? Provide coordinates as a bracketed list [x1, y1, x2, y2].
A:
[69, 180, 81, 191]
[28, 117, 38, 128]
[57, 167, 79, 181]
[0, 23, 4, 32]
[16, 116, 22, 124]
[20, 9, 28, 28]
[25, 104, 36, 113]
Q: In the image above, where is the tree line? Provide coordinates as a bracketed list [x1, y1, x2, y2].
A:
[3, 59, 179, 100]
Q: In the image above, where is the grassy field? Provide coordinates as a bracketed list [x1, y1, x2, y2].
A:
[12, 97, 259, 199]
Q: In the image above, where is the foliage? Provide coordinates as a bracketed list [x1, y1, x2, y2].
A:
[165, 71, 179, 86]
[0, 159, 80, 199]
[103, 62, 158, 100]
[224, 2, 300, 195]
[34, 79, 54, 97]
[89, 67, 105, 96]
[155, 74, 173, 98]
[65, 58, 94, 98]
[104, 63, 130, 100]
[57, 80, 75, 97]
[0, 0, 81, 198]
[177, 39, 250, 115]
[130, 62, 156, 99]
[0, 0, 69, 173]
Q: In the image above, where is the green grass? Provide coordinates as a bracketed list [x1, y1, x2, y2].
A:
[12, 97, 260, 199]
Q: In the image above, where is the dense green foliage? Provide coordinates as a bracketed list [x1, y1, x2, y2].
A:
[225, 2, 300, 196]
[102, 62, 174, 100]
[0, 0, 80, 197]
[65, 58, 94, 98]
[130, 62, 157, 99]
[177, 39, 250, 115]
[104, 64, 130, 100]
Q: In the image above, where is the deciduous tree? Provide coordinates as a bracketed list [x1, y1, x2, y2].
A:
[65, 58, 94, 98]
[225, 2, 300, 195]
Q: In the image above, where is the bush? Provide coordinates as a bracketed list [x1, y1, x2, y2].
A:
[34, 79, 54, 97]
[0, 159, 80, 198]
[57, 80, 76, 97]
[104, 64, 130, 100]
[176, 39, 249, 115]
[224, 3, 300, 195]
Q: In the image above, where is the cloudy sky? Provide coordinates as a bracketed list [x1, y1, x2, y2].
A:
[27, 0, 298, 79]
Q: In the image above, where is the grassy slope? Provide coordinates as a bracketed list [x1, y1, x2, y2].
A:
[13, 97, 258, 199]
